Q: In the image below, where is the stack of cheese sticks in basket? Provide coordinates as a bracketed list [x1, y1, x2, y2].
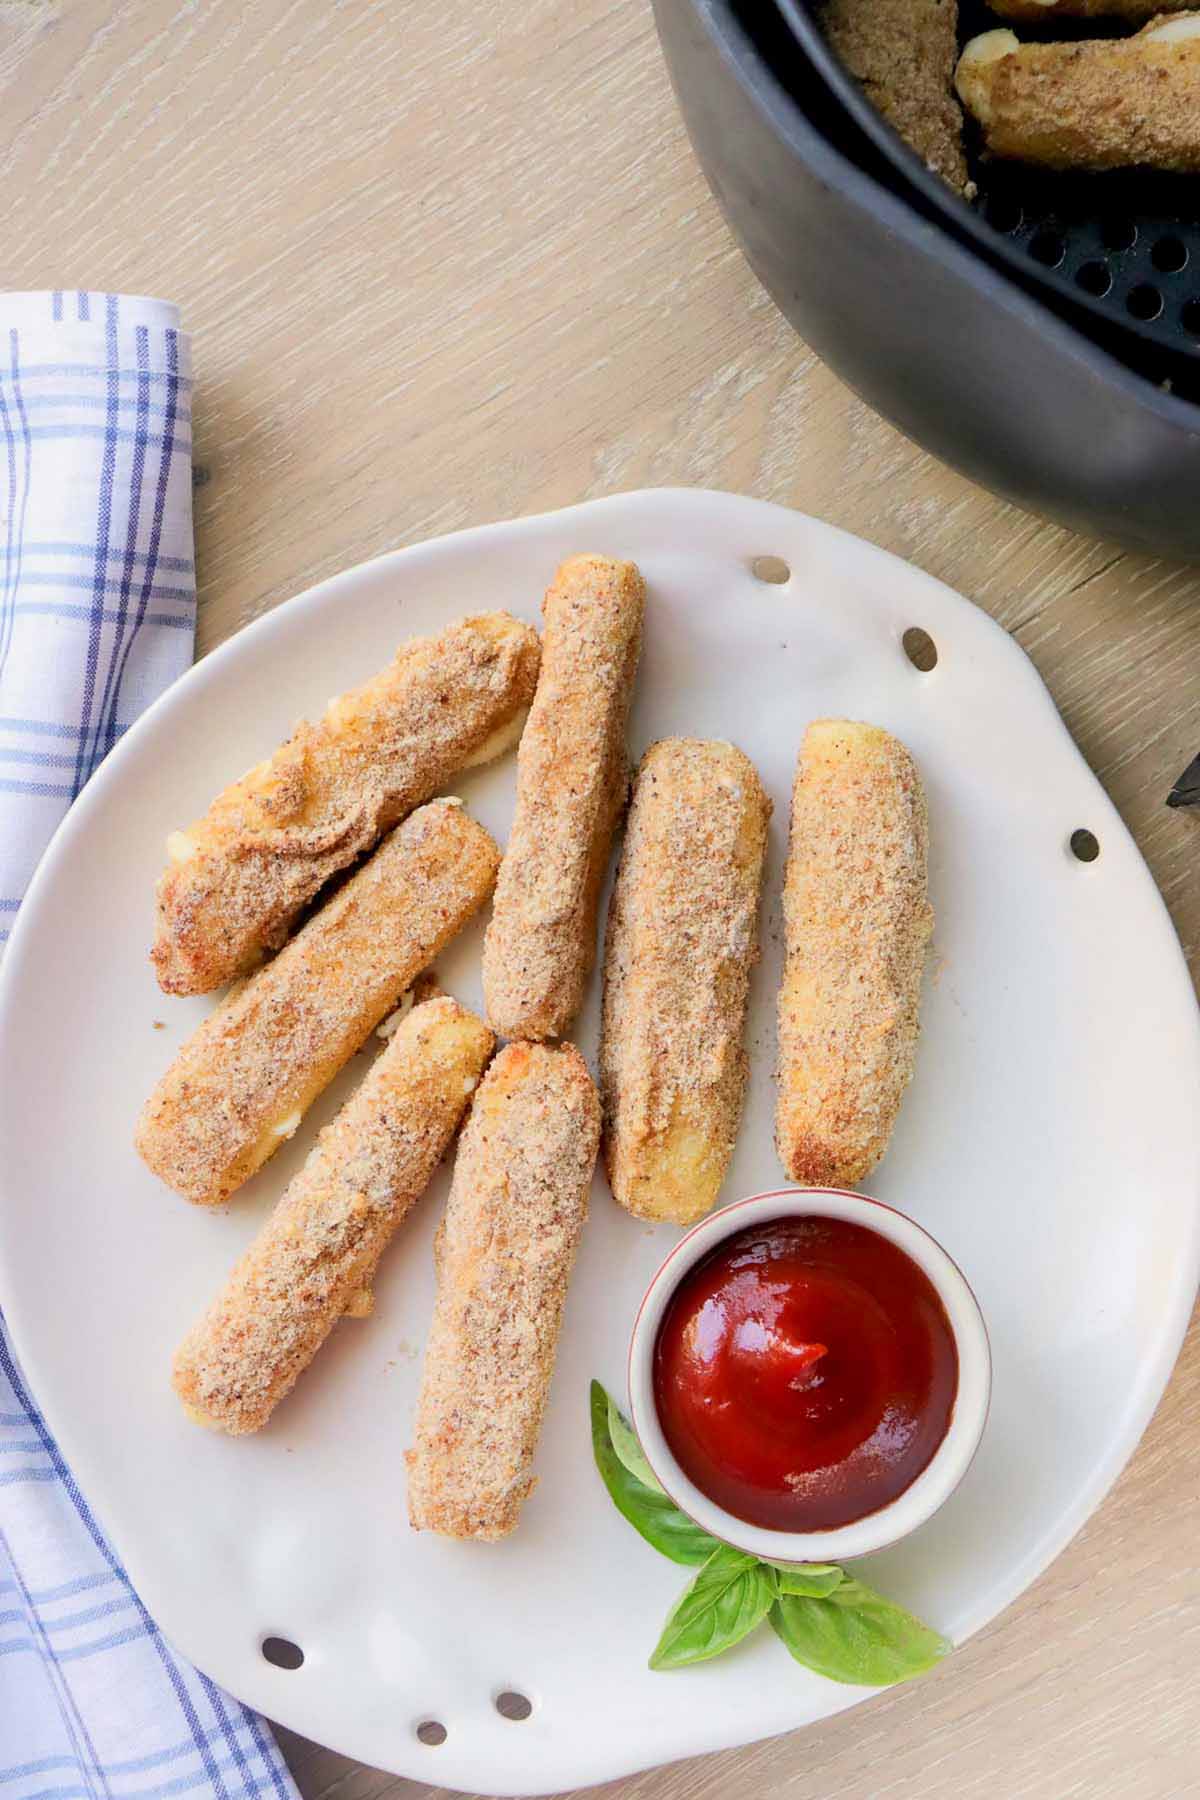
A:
[138, 554, 933, 1542]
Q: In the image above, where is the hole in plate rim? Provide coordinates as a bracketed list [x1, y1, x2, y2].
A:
[1069, 828, 1101, 864]
[260, 1635, 305, 1671]
[751, 554, 791, 585]
[901, 625, 938, 672]
[416, 1719, 448, 1747]
[495, 1688, 535, 1721]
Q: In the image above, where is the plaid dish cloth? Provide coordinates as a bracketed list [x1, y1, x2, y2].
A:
[0, 290, 195, 944]
[0, 292, 299, 1799]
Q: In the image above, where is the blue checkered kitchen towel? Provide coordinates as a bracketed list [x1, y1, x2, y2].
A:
[0, 293, 298, 1799]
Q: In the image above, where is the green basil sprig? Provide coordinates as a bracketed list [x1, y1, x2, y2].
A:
[590, 1380, 950, 1687]
[769, 1561, 844, 1598]
[589, 1380, 719, 1566]
[604, 1385, 665, 1495]
[650, 1546, 775, 1669]
[770, 1578, 949, 1686]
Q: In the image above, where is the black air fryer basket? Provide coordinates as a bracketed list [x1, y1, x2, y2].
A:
[651, 0, 1200, 556]
[776, 0, 1200, 394]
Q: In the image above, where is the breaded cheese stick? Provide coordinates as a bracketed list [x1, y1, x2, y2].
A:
[482, 556, 644, 1041]
[821, 0, 968, 194]
[172, 995, 495, 1434]
[956, 16, 1200, 172]
[989, 0, 1188, 20]
[600, 738, 770, 1226]
[136, 801, 499, 1206]
[152, 612, 539, 995]
[407, 1041, 600, 1539]
[776, 722, 932, 1189]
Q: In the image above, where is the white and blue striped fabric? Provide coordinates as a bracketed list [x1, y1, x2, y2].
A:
[0, 291, 195, 945]
[0, 293, 299, 1800]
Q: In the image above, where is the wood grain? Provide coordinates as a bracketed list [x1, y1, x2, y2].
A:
[3, 0, 1197, 1794]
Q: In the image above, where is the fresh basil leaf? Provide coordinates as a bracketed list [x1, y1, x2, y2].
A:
[590, 1381, 718, 1566]
[605, 1389, 664, 1494]
[766, 1562, 845, 1599]
[650, 1546, 776, 1670]
[770, 1577, 950, 1687]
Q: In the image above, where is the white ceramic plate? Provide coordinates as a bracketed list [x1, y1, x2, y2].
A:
[1, 490, 1198, 1795]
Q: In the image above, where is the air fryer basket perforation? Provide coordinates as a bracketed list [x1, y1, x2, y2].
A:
[982, 163, 1200, 360]
[775, 0, 1200, 394]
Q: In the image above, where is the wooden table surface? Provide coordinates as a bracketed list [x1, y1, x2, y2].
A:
[4, 0, 1198, 1794]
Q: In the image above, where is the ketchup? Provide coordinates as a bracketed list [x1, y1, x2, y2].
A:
[653, 1215, 958, 1532]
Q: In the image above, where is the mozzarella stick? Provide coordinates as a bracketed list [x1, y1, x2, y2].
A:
[776, 722, 932, 1190]
[482, 555, 644, 1041]
[956, 16, 1200, 172]
[172, 995, 495, 1434]
[407, 1041, 600, 1540]
[821, 0, 968, 194]
[600, 738, 770, 1226]
[136, 801, 499, 1206]
[989, 0, 1187, 19]
[152, 612, 539, 995]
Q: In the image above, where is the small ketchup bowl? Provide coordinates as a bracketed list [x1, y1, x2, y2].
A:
[627, 1188, 991, 1565]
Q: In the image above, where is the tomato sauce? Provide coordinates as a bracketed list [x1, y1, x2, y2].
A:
[652, 1215, 958, 1532]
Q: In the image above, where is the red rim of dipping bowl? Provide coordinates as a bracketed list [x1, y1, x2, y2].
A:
[627, 1188, 992, 1565]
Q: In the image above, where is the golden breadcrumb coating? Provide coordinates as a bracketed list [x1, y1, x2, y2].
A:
[776, 721, 932, 1189]
[406, 1041, 600, 1540]
[482, 555, 644, 1041]
[989, 0, 1188, 19]
[600, 738, 770, 1225]
[136, 801, 499, 1206]
[821, 0, 969, 193]
[956, 17, 1200, 171]
[172, 995, 494, 1434]
[152, 612, 538, 995]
